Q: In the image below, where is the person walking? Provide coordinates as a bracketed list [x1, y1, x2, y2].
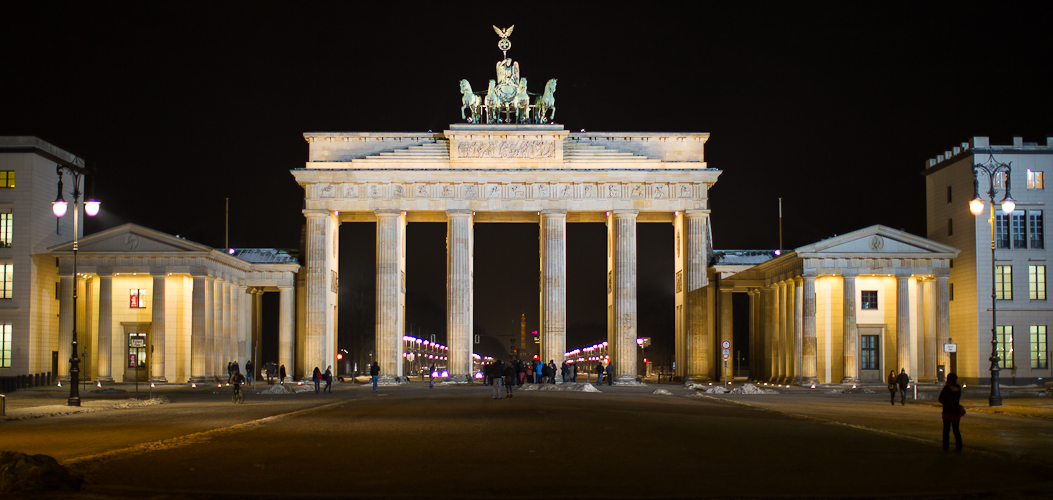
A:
[490, 359, 504, 399]
[279, 364, 286, 384]
[429, 363, 436, 389]
[548, 360, 557, 384]
[232, 360, 240, 380]
[887, 370, 897, 406]
[571, 363, 578, 382]
[370, 362, 380, 392]
[227, 361, 233, 381]
[504, 360, 515, 398]
[525, 361, 534, 384]
[323, 365, 333, 393]
[605, 362, 614, 386]
[516, 360, 525, 386]
[938, 373, 964, 451]
[595, 362, 604, 385]
[246, 359, 254, 385]
[896, 368, 910, 405]
[312, 367, 322, 394]
[560, 361, 568, 383]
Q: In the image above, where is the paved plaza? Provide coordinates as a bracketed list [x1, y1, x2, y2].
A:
[2, 380, 1052, 499]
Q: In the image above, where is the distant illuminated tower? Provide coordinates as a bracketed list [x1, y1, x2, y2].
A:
[520, 314, 527, 359]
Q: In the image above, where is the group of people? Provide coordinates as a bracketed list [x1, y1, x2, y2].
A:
[311, 366, 334, 393]
[889, 367, 965, 451]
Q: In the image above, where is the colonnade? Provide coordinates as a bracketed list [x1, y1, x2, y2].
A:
[302, 208, 713, 385]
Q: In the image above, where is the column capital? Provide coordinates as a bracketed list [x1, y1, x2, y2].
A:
[446, 209, 473, 218]
[375, 209, 402, 217]
[149, 268, 167, 277]
[96, 269, 114, 278]
[684, 209, 711, 219]
[842, 269, 859, 278]
[540, 209, 567, 216]
[895, 271, 912, 279]
[802, 268, 818, 278]
[303, 209, 329, 219]
[277, 285, 294, 291]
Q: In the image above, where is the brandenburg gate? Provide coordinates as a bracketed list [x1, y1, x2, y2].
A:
[291, 27, 720, 384]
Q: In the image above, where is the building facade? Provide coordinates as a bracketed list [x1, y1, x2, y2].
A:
[924, 137, 1053, 385]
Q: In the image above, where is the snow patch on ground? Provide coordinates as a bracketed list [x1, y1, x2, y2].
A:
[513, 383, 600, 393]
[733, 384, 779, 394]
[259, 384, 293, 395]
[90, 388, 127, 394]
[704, 386, 728, 394]
[826, 388, 877, 394]
[652, 389, 673, 396]
[113, 396, 169, 409]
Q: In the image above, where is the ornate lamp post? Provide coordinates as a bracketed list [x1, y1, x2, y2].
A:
[969, 153, 1014, 407]
[53, 160, 100, 407]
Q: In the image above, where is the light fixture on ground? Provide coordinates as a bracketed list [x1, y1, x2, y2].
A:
[53, 159, 100, 407]
[969, 152, 1014, 407]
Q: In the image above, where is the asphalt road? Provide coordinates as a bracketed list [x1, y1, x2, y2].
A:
[4, 383, 1052, 499]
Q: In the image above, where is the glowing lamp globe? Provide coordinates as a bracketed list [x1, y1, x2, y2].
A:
[52, 199, 68, 218]
[969, 198, 984, 216]
[84, 200, 100, 217]
[1001, 198, 1016, 214]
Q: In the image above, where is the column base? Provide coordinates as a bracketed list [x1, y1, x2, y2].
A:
[793, 376, 802, 386]
[840, 377, 858, 384]
[802, 376, 819, 386]
[95, 377, 114, 384]
[189, 376, 210, 383]
[149, 376, 168, 383]
[613, 376, 647, 386]
[441, 374, 475, 384]
[684, 376, 712, 385]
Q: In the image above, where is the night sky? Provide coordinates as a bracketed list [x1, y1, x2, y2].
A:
[2, 2, 1051, 363]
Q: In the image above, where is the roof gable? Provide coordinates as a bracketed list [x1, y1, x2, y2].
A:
[49, 223, 213, 254]
[795, 225, 959, 257]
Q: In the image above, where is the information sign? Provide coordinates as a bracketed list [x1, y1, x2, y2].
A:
[944, 343, 957, 353]
[722, 348, 730, 359]
[129, 338, 145, 348]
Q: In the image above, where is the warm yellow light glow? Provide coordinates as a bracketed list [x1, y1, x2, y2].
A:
[969, 198, 984, 216]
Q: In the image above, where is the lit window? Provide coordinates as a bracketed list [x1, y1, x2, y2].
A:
[0, 171, 13, 189]
[1030, 265, 1046, 300]
[1028, 169, 1044, 189]
[995, 214, 1010, 249]
[1030, 211, 1044, 249]
[0, 323, 10, 368]
[130, 289, 148, 308]
[994, 171, 1007, 189]
[861, 290, 878, 309]
[1031, 326, 1048, 369]
[0, 264, 11, 299]
[0, 210, 10, 248]
[995, 265, 1012, 300]
[1012, 211, 1027, 249]
[996, 325, 1014, 369]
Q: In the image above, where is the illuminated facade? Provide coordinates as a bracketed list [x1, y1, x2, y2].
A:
[924, 137, 1053, 385]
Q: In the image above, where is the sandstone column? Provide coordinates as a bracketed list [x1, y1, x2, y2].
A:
[802, 274, 818, 385]
[609, 211, 639, 384]
[377, 209, 407, 383]
[303, 209, 338, 381]
[760, 287, 773, 381]
[793, 277, 803, 385]
[719, 286, 733, 382]
[683, 211, 709, 383]
[96, 273, 114, 382]
[253, 289, 263, 376]
[935, 276, 950, 377]
[842, 272, 859, 383]
[779, 280, 790, 383]
[447, 210, 474, 381]
[770, 284, 781, 382]
[748, 289, 757, 381]
[190, 273, 208, 382]
[279, 285, 295, 379]
[231, 283, 241, 369]
[922, 279, 937, 382]
[204, 275, 215, 380]
[221, 279, 231, 373]
[57, 274, 73, 380]
[212, 277, 223, 380]
[896, 273, 911, 374]
[540, 210, 567, 369]
[150, 272, 167, 383]
[672, 212, 687, 380]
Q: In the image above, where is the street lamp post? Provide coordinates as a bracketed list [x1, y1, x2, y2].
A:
[969, 153, 1014, 407]
[52, 160, 100, 407]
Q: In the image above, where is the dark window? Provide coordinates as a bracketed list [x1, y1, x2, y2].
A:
[861, 290, 878, 309]
[948, 218, 953, 237]
[947, 185, 952, 203]
[950, 283, 954, 301]
[996, 214, 1010, 248]
[1013, 210, 1027, 248]
[861, 335, 879, 370]
[1031, 211, 1044, 249]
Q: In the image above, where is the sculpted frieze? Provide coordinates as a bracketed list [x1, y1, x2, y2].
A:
[456, 140, 556, 159]
[441, 184, 455, 198]
[630, 184, 645, 198]
[534, 183, 550, 198]
[583, 184, 596, 198]
[319, 184, 335, 198]
[311, 181, 701, 202]
[654, 184, 668, 198]
[606, 184, 621, 198]
[343, 184, 358, 198]
[464, 184, 478, 198]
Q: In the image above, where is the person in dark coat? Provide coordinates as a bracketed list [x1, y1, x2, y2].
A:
[548, 361, 557, 384]
[323, 365, 333, 393]
[887, 371, 897, 406]
[896, 368, 910, 405]
[490, 359, 504, 399]
[246, 360, 254, 384]
[279, 364, 286, 383]
[595, 362, 604, 385]
[503, 361, 515, 398]
[605, 362, 614, 386]
[560, 361, 568, 383]
[571, 363, 578, 382]
[938, 372, 963, 451]
[429, 363, 436, 389]
[369, 362, 380, 392]
[312, 367, 322, 394]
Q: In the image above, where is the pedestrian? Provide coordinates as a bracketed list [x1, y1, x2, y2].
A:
[571, 363, 578, 382]
[896, 368, 910, 405]
[490, 359, 504, 399]
[525, 362, 534, 384]
[548, 360, 557, 384]
[232, 360, 240, 379]
[887, 370, 897, 406]
[246, 359, 254, 385]
[324, 365, 333, 393]
[938, 372, 964, 451]
[227, 361, 233, 380]
[516, 360, 525, 386]
[504, 360, 515, 398]
[605, 362, 613, 386]
[312, 367, 322, 394]
[595, 362, 604, 385]
[560, 360, 568, 383]
[370, 362, 380, 392]
[279, 364, 286, 383]
[429, 363, 436, 389]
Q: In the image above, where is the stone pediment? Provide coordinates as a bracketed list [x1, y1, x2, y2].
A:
[49, 223, 212, 254]
[795, 225, 959, 258]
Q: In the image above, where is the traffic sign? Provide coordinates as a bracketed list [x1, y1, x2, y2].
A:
[722, 348, 729, 359]
[721, 340, 731, 349]
[944, 343, 957, 353]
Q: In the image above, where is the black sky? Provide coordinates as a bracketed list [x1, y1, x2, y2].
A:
[2, 2, 1051, 361]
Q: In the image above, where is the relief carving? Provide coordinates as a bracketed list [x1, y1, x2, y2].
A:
[583, 184, 596, 198]
[369, 184, 381, 198]
[343, 184, 358, 198]
[416, 184, 430, 198]
[558, 184, 572, 198]
[631, 184, 644, 198]
[319, 184, 334, 198]
[535, 183, 550, 198]
[486, 185, 501, 198]
[510, 184, 525, 198]
[392, 185, 404, 198]
[654, 184, 668, 198]
[607, 184, 621, 198]
[464, 184, 478, 198]
[457, 140, 556, 158]
[442, 184, 454, 198]
[678, 184, 692, 198]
